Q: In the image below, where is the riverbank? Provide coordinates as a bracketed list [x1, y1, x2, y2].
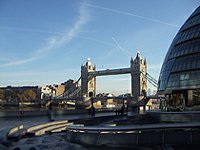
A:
[0, 108, 115, 118]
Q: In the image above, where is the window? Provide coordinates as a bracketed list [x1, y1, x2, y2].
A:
[176, 25, 200, 45]
[180, 74, 190, 80]
[181, 15, 200, 31]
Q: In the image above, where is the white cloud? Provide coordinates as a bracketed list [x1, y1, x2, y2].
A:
[36, 2, 90, 54]
[0, 57, 39, 67]
[0, 0, 90, 67]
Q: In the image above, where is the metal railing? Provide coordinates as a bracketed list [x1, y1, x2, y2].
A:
[66, 122, 200, 146]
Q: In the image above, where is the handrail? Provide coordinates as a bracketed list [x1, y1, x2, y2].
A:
[67, 122, 200, 132]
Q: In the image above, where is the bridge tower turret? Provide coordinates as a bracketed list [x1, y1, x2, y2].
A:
[81, 58, 96, 99]
[130, 51, 147, 100]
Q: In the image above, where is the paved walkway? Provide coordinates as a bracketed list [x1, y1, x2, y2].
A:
[9, 133, 88, 150]
[1, 112, 117, 150]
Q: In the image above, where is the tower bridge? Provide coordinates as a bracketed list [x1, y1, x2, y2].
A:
[54, 52, 159, 102]
[51, 51, 159, 108]
[80, 51, 147, 101]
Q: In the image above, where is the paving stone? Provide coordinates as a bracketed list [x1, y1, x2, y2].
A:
[9, 133, 88, 150]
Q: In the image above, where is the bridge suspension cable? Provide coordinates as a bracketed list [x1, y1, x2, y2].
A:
[146, 72, 158, 88]
[62, 76, 81, 98]
[141, 71, 158, 88]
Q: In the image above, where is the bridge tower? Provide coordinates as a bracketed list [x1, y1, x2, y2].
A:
[130, 51, 147, 100]
[81, 58, 96, 99]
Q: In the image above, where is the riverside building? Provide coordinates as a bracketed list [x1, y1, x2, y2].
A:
[158, 6, 200, 109]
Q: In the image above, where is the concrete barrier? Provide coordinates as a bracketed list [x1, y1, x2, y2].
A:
[75, 132, 99, 145]
[147, 111, 200, 123]
[67, 129, 200, 147]
[66, 122, 200, 147]
[7, 124, 26, 140]
[7, 125, 23, 137]
[72, 115, 116, 126]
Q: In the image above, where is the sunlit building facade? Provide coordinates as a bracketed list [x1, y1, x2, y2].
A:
[158, 6, 200, 109]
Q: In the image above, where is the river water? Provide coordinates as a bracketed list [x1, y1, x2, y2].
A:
[0, 112, 115, 131]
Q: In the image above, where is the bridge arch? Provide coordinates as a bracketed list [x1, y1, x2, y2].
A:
[89, 91, 94, 97]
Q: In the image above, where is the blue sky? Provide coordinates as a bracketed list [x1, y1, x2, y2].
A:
[0, 0, 199, 95]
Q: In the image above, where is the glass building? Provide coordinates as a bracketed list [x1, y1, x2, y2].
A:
[158, 6, 200, 109]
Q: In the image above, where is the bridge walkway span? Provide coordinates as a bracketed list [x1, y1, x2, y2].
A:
[88, 68, 131, 76]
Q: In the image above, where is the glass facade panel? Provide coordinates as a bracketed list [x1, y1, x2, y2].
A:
[173, 54, 200, 72]
[189, 6, 200, 18]
[183, 15, 200, 30]
[166, 71, 200, 89]
[158, 6, 200, 111]
[175, 25, 200, 45]
[168, 39, 200, 60]
[158, 59, 174, 91]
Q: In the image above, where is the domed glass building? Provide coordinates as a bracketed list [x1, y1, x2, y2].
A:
[158, 6, 200, 108]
